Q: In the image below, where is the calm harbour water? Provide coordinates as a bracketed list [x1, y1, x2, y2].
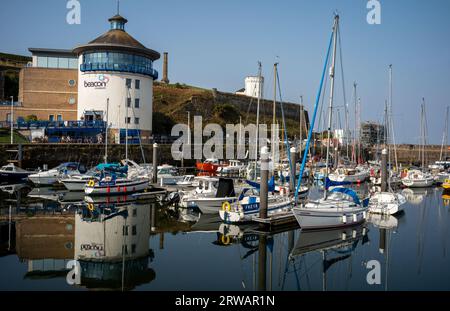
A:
[0, 183, 449, 291]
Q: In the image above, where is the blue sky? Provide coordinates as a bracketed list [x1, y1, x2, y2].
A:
[1, 0, 449, 144]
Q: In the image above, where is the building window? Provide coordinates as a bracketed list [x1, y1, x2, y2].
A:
[132, 209, 137, 217]
[69, 58, 78, 69]
[134, 118, 139, 125]
[122, 245, 128, 255]
[6, 113, 11, 122]
[123, 225, 129, 236]
[58, 58, 69, 69]
[127, 98, 131, 107]
[134, 98, 140, 108]
[126, 78, 132, 88]
[57, 115, 63, 121]
[68, 79, 76, 87]
[47, 57, 58, 68]
[131, 244, 136, 254]
[135, 79, 140, 89]
[132, 225, 137, 236]
[125, 117, 131, 124]
[49, 115, 54, 122]
[68, 97, 76, 105]
[37, 56, 48, 68]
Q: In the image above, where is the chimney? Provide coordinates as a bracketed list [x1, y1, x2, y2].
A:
[161, 52, 169, 84]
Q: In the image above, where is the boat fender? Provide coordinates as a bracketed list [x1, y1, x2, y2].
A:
[87, 203, 94, 212]
[353, 214, 357, 222]
[88, 179, 95, 187]
[221, 235, 230, 245]
[342, 215, 347, 224]
[222, 201, 231, 212]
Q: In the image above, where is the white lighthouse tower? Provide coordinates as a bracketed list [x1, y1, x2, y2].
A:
[73, 14, 160, 143]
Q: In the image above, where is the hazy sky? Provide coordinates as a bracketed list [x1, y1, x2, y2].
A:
[1, 0, 449, 144]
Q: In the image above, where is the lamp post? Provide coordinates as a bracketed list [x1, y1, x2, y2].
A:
[10, 96, 13, 144]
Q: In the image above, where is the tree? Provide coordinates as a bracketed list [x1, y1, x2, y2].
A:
[25, 115, 38, 122]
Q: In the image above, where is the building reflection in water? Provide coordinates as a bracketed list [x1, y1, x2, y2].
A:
[74, 200, 155, 290]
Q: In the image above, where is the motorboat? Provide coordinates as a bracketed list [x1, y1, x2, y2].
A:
[434, 172, 450, 184]
[368, 191, 406, 215]
[176, 175, 198, 187]
[196, 158, 219, 175]
[179, 177, 219, 208]
[217, 160, 244, 176]
[219, 188, 293, 223]
[156, 165, 184, 185]
[401, 169, 434, 188]
[184, 178, 241, 214]
[28, 162, 87, 186]
[0, 163, 34, 184]
[60, 167, 101, 191]
[292, 187, 369, 230]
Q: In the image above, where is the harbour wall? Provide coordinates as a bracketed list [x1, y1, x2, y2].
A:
[0, 143, 446, 169]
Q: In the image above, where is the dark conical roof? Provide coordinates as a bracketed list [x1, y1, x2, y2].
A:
[73, 15, 160, 61]
[108, 14, 128, 23]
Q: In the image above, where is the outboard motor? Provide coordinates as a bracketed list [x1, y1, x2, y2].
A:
[164, 191, 181, 205]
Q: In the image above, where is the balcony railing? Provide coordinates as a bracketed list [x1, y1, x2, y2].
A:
[0, 120, 106, 130]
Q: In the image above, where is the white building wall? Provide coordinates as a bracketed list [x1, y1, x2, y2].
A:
[77, 56, 153, 132]
[244, 76, 264, 98]
[75, 204, 150, 261]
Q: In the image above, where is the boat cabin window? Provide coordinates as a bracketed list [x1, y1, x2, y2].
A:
[3, 166, 13, 171]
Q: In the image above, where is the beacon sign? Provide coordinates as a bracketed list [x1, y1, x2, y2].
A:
[84, 74, 110, 89]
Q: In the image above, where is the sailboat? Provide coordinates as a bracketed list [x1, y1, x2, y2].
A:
[292, 14, 369, 230]
[369, 70, 407, 216]
[401, 99, 434, 188]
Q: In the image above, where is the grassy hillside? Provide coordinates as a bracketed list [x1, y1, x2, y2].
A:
[153, 82, 308, 138]
[0, 129, 29, 144]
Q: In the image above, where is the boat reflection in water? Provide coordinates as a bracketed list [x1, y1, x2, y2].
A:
[74, 200, 155, 290]
[289, 224, 369, 291]
[401, 188, 434, 205]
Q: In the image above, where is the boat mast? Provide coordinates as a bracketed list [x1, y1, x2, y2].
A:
[439, 106, 449, 162]
[352, 82, 357, 164]
[358, 97, 362, 164]
[125, 85, 130, 160]
[272, 63, 278, 170]
[255, 62, 262, 180]
[324, 14, 339, 199]
[388, 65, 399, 170]
[421, 98, 425, 169]
[300, 96, 303, 151]
[105, 98, 109, 163]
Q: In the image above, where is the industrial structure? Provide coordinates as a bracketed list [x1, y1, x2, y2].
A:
[360, 121, 385, 147]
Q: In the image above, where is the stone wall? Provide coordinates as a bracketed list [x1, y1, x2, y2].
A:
[0, 143, 189, 170]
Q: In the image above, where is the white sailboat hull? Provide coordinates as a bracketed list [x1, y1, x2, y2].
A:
[219, 198, 293, 223]
[401, 177, 434, 188]
[368, 192, 406, 215]
[85, 178, 149, 196]
[328, 171, 369, 183]
[293, 200, 367, 230]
